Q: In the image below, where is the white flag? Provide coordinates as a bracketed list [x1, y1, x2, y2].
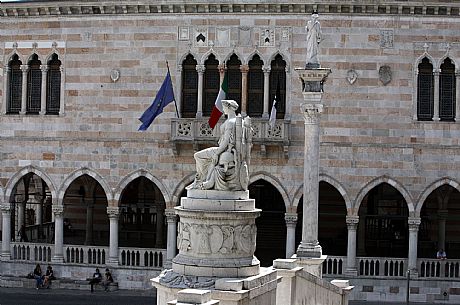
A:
[269, 100, 277, 128]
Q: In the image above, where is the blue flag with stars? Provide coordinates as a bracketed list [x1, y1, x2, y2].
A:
[138, 71, 175, 131]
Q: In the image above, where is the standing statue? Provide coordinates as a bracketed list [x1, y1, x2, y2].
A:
[305, 11, 321, 68]
[187, 100, 252, 191]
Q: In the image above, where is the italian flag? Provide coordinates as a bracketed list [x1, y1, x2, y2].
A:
[208, 73, 228, 129]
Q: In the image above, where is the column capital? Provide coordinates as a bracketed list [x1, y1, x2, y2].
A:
[433, 69, 440, 75]
[52, 205, 64, 217]
[301, 103, 323, 124]
[218, 64, 226, 74]
[20, 65, 29, 73]
[4, 66, 11, 74]
[40, 65, 49, 73]
[107, 206, 120, 219]
[262, 67, 271, 74]
[285, 213, 298, 225]
[408, 217, 421, 231]
[0, 204, 12, 214]
[165, 209, 177, 222]
[240, 64, 249, 74]
[196, 64, 205, 74]
[346, 215, 359, 229]
[437, 209, 449, 219]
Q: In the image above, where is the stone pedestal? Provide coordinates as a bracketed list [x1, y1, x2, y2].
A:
[153, 189, 278, 305]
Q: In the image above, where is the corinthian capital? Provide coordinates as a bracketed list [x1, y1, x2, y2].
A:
[107, 207, 120, 219]
[408, 217, 421, 231]
[301, 103, 323, 124]
[165, 209, 177, 223]
[0, 204, 12, 214]
[196, 64, 205, 74]
[52, 205, 64, 217]
[346, 216, 359, 230]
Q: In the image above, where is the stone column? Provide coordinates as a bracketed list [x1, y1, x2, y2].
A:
[345, 216, 359, 275]
[433, 69, 440, 121]
[52, 205, 64, 262]
[437, 210, 448, 251]
[408, 217, 421, 275]
[156, 209, 164, 248]
[456, 70, 460, 121]
[196, 64, 205, 118]
[285, 213, 298, 258]
[240, 65, 249, 117]
[59, 66, 65, 115]
[36, 203, 43, 225]
[17, 201, 26, 238]
[3, 67, 10, 114]
[39, 65, 48, 115]
[85, 202, 94, 245]
[165, 209, 177, 266]
[1, 204, 12, 260]
[20, 65, 29, 114]
[262, 67, 271, 118]
[107, 206, 120, 265]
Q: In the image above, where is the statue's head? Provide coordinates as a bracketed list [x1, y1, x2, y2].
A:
[311, 10, 319, 19]
[222, 100, 239, 112]
[219, 151, 235, 171]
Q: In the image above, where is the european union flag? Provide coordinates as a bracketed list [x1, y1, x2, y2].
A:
[138, 71, 175, 131]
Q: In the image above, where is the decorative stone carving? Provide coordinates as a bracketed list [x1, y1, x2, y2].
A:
[280, 27, 290, 42]
[346, 216, 359, 230]
[267, 124, 282, 138]
[158, 269, 215, 289]
[379, 65, 392, 85]
[216, 28, 230, 47]
[187, 100, 252, 191]
[301, 103, 323, 125]
[380, 29, 394, 49]
[285, 213, 298, 225]
[165, 209, 177, 223]
[52, 205, 64, 217]
[194, 28, 207, 47]
[305, 12, 321, 68]
[408, 217, 421, 231]
[260, 28, 275, 47]
[177, 222, 192, 252]
[179, 26, 189, 41]
[107, 207, 120, 219]
[177, 121, 192, 137]
[0, 204, 12, 214]
[238, 26, 252, 46]
[346, 69, 358, 85]
[110, 69, 120, 82]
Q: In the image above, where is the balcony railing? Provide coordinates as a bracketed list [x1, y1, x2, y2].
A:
[171, 117, 290, 157]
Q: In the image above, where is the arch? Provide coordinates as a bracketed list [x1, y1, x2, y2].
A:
[249, 172, 290, 210]
[319, 174, 352, 211]
[437, 55, 457, 70]
[354, 176, 414, 214]
[5, 50, 24, 65]
[292, 185, 303, 208]
[246, 49, 266, 65]
[416, 177, 460, 215]
[26, 52, 44, 64]
[4, 165, 57, 204]
[0, 184, 4, 203]
[45, 51, 62, 64]
[57, 167, 113, 203]
[114, 169, 171, 205]
[268, 51, 291, 72]
[171, 173, 195, 207]
[178, 51, 199, 67]
[201, 50, 222, 65]
[223, 51, 244, 65]
[415, 53, 436, 68]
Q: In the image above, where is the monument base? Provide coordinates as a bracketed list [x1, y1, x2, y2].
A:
[291, 254, 327, 277]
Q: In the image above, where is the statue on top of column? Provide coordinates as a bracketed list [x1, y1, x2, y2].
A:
[187, 100, 252, 191]
[305, 11, 322, 69]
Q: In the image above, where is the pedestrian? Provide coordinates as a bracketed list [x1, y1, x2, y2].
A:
[88, 268, 102, 293]
[102, 268, 114, 292]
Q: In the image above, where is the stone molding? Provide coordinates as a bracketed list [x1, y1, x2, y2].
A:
[107, 206, 120, 218]
[301, 103, 323, 124]
[2, 2, 459, 17]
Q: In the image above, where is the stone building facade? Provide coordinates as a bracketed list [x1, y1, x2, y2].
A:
[1, 0, 460, 299]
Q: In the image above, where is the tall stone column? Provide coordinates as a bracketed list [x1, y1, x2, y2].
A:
[285, 213, 298, 258]
[59, 66, 65, 115]
[20, 65, 29, 114]
[39, 65, 48, 115]
[433, 69, 440, 121]
[165, 209, 177, 267]
[107, 206, 120, 265]
[1, 204, 12, 260]
[156, 209, 164, 248]
[196, 64, 205, 118]
[262, 67, 271, 118]
[85, 202, 94, 245]
[17, 201, 26, 238]
[437, 210, 448, 251]
[52, 205, 64, 262]
[456, 70, 460, 121]
[345, 216, 359, 275]
[240, 65, 249, 117]
[3, 67, 10, 114]
[408, 217, 421, 275]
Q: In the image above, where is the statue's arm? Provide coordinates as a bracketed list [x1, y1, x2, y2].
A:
[316, 22, 322, 42]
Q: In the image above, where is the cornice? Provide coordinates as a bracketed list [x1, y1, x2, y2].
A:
[1, 1, 459, 18]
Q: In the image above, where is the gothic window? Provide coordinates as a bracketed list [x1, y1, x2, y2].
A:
[439, 58, 455, 121]
[27, 54, 42, 114]
[7, 54, 22, 114]
[226, 54, 242, 110]
[269, 54, 286, 118]
[203, 54, 219, 117]
[181, 54, 198, 118]
[247, 55, 264, 117]
[46, 53, 61, 115]
[417, 57, 434, 121]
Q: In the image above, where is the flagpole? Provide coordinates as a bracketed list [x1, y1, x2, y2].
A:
[166, 60, 180, 118]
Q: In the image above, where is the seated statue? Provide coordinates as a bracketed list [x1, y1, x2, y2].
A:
[187, 100, 252, 191]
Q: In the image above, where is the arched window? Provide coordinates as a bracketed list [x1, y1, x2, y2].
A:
[439, 58, 456, 121]
[417, 57, 434, 121]
[181, 54, 198, 118]
[247, 54, 264, 117]
[226, 54, 242, 109]
[27, 54, 42, 114]
[270, 54, 286, 119]
[203, 54, 219, 117]
[7, 54, 22, 114]
[46, 53, 61, 115]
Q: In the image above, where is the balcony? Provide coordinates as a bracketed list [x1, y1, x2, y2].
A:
[171, 117, 290, 158]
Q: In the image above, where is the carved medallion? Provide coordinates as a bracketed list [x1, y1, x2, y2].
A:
[110, 69, 120, 82]
[346, 69, 358, 85]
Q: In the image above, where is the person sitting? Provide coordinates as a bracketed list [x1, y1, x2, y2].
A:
[102, 268, 114, 292]
[88, 268, 102, 293]
[437, 249, 447, 260]
[33, 264, 43, 290]
[43, 265, 55, 289]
